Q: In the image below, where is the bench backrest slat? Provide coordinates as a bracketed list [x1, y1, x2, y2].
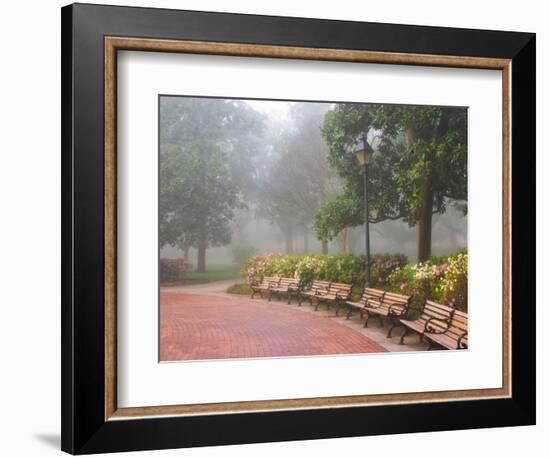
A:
[310, 280, 331, 292]
[260, 276, 280, 287]
[379, 291, 411, 314]
[278, 277, 299, 288]
[362, 288, 385, 304]
[416, 300, 454, 327]
[327, 282, 352, 292]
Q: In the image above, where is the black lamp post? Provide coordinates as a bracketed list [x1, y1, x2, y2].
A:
[354, 135, 374, 287]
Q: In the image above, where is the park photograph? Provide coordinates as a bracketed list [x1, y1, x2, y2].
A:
[159, 95, 468, 362]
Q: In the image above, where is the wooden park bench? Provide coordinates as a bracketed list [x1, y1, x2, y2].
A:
[267, 277, 301, 303]
[399, 300, 455, 346]
[423, 309, 468, 350]
[314, 282, 353, 312]
[345, 287, 385, 319]
[346, 289, 411, 337]
[298, 280, 331, 306]
[250, 276, 280, 299]
[366, 291, 412, 337]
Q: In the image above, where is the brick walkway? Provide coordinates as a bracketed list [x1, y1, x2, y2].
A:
[160, 291, 387, 361]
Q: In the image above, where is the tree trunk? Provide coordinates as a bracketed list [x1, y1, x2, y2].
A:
[336, 229, 348, 253]
[405, 123, 434, 263]
[183, 246, 190, 262]
[284, 227, 293, 254]
[321, 240, 328, 254]
[416, 181, 434, 262]
[197, 243, 207, 272]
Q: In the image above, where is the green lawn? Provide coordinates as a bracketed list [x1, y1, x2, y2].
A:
[183, 264, 242, 284]
[226, 283, 253, 295]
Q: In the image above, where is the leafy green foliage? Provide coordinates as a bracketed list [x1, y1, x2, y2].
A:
[313, 194, 361, 243]
[386, 249, 468, 317]
[439, 251, 468, 311]
[160, 142, 242, 249]
[159, 97, 265, 269]
[318, 103, 467, 259]
[367, 253, 409, 286]
[242, 252, 407, 289]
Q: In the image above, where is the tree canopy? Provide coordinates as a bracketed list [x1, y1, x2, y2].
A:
[319, 103, 467, 261]
[159, 97, 264, 271]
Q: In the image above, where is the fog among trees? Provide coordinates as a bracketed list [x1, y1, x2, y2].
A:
[160, 97, 467, 270]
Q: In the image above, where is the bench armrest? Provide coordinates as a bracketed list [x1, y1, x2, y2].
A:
[457, 332, 468, 349]
[424, 316, 451, 334]
[388, 302, 407, 317]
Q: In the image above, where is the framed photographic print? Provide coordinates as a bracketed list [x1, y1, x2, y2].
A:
[61, 3, 536, 454]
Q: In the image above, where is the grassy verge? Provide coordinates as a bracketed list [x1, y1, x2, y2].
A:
[226, 283, 252, 295]
[178, 264, 242, 285]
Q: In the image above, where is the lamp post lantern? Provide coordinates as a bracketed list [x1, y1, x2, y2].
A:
[354, 135, 374, 287]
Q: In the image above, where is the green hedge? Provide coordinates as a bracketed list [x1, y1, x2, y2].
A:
[242, 252, 407, 288]
[241, 249, 467, 316]
[386, 249, 468, 316]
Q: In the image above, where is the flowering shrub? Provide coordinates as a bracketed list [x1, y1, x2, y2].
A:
[242, 252, 406, 288]
[242, 252, 282, 284]
[386, 249, 468, 316]
[243, 249, 467, 314]
[439, 252, 468, 311]
[366, 254, 408, 286]
[160, 258, 191, 282]
[387, 263, 439, 316]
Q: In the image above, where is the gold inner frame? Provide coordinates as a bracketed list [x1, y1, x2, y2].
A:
[104, 37, 512, 421]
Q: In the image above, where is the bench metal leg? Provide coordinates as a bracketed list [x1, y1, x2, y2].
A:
[345, 306, 353, 320]
[335, 301, 341, 316]
[387, 317, 401, 338]
[399, 326, 410, 345]
[364, 312, 371, 328]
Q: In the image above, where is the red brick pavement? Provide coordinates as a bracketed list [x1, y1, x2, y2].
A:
[160, 292, 387, 361]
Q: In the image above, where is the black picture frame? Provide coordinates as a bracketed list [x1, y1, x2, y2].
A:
[61, 3, 535, 454]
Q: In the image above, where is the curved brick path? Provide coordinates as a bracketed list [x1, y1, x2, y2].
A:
[160, 291, 387, 361]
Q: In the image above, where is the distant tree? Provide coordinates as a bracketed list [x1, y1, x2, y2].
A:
[258, 103, 339, 253]
[320, 103, 467, 261]
[313, 192, 360, 252]
[160, 143, 244, 272]
[159, 97, 264, 271]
